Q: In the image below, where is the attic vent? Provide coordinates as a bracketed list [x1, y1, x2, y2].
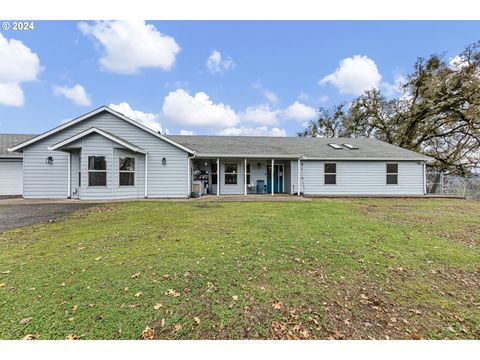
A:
[342, 143, 358, 150]
[328, 143, 343, 149]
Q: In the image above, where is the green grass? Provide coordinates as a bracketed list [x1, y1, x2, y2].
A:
[0, 199, 479, 340]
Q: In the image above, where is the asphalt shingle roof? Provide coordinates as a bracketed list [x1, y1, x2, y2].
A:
[0, 134, 36, 158]
[166, 135, 432, 161]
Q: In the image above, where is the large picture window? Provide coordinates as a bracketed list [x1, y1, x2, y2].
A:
[119, 157, 135, 186]
[324, 163, 336, 185]
[224, 163, 238, 185]
[386, 163, 398, 185]
[88, 156, 107, 186]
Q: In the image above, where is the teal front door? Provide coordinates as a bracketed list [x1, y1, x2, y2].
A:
[267, 164, 284, 193]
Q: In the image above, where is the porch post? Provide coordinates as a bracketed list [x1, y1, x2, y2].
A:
[297, 158, 301, 196]
[271, 158, 274, 195]
[217, 158, 220, 197]
[67, 152, 71, 198]
[244, 158, 247, 196]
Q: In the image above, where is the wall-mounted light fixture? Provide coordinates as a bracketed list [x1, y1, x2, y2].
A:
[257, 162, 261, 169]
[162, 157, 167, 165]
[45, 156, 53, 165]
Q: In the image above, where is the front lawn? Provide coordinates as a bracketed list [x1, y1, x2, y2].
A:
[0, 199, 479, 340]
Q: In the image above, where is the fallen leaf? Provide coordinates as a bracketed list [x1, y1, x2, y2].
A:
[134, 291, 143, 297]
[20, 317, 32, 325]
[272, 302, 283, 310]
[162, 274, 170, 280]
[131, 272, 141, 279]
[129, 304, 141, 308]
[161, 318, 166, 327]
[193, 317, 201, 325]
[410, 333, 422, 340]
[360, 294, 369, 300]
[71, 304, 78, 312]
[77, 247, 86, 251]
[166, 289, 180, 297]
[141, 326, 155, 340]
[60, 282, 65, 287]
[173, 324, 182, 333]
[22, 333, 38, 340]
[94, 257, 102, 261]
[0, 283, 6, 287]
[1, 270, 11, 274]
[124, 287, 129, 292]
[232, 295, 239, 301]
[153, 303, 163, 310]
[68, 317, 74, 322]
[66, 334, 77, 340]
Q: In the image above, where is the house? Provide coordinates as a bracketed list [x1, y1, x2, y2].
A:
[0, 134, 36, 196]
[4, 106, 432, 199]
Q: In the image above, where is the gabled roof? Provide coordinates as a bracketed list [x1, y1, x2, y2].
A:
[0, 133, 37, 158]
[8, 106, 194, 154]
[166, 135, 432, 161]
[48, 127, 146, 154]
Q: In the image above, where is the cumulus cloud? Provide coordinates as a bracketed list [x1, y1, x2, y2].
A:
[109, 102, 164, 133]
[53, 84, 92, 106]
[253, 82, 279, 105]
[0, 33, 42, 106]
[79, 20, 180, 74]
[239, 104, 280, 126]
[162, 89, 239, 128]
[283, 101, 317, 122]
[319, 55, 382, 96]
[179, 130, 194, 135]
[448, 55, 469, 70]
[218, 126, 287, 137]
[206, 50, 235, 74]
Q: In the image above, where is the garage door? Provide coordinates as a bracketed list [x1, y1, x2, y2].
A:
[0, 160, 23, 195]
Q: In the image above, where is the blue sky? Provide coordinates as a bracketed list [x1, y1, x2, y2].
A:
[0, 21, 479, 136]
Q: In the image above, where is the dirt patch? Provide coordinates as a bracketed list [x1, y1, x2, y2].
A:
[193, 204, 223, 209]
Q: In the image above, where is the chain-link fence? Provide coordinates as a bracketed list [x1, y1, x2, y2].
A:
[426, 170, 480, 199]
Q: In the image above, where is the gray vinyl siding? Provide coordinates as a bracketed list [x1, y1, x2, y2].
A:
[22, 111, 188, 199]
[300, 160, 424, 195]
[291, 160, 299, 194]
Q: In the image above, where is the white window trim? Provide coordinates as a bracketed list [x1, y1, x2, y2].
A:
[224, 162, 238, 185]
[119, 156, 136, 187]
[324, 162, 337, 185]
[386, 162, 399, 185]
[88, 155, 107, 187]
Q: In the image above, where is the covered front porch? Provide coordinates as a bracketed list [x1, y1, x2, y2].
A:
[189, 157, 302, 197]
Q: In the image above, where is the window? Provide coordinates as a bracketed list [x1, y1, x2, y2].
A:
[224, 163, 238, 184]
[246, 163, 251, 185]
[211, 162, 217, 185]
[88, 156, 107, 186]
[324, 163, 336, 185]
[386, 163, 398, 185]
[328, 143, 343, 149]
[119, 157, 135, 186]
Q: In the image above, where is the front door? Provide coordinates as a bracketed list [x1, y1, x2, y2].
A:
[267, 164, 284, 193]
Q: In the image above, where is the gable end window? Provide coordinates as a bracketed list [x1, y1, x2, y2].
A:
[386, 163, 398, 185]
[88, 156, 107, 186]
[324, 163, 336, 185]
[119, 157, 135, 186]
[224, 163, 238, 185]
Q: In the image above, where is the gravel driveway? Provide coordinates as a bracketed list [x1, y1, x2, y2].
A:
[0, 203, 96, 231]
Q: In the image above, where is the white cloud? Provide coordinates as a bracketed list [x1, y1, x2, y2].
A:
[283, 101, 317, 122]
[319, 55, 382, 96]
[0, 33, 41, 106]
[179, 130, 194, 135]
[239, 104, 280, 126]
[206, 50, 235, 74]
[53, 84, 92, 106]
[253, 82, 279, 104]
[218, 126, 287, 137]
[79, 20, 180, 74]
[448, 55, 469, 70]
[109, 102, 164, 133]
[162, 89, 239, 128]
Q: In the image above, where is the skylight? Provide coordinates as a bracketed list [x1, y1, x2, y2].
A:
[342, 143, 358, 150]
[328, 143, 343, 149]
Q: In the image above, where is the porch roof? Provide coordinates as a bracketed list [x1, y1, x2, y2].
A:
[166, 135, 432, 161]
[48, 127, 146, 154]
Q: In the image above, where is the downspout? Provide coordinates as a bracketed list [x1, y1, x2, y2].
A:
[187, 153, 196, 198]
[144, 152, 148, 198]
